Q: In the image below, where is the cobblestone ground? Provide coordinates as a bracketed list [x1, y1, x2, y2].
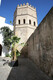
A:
[0, 57, 52, 80]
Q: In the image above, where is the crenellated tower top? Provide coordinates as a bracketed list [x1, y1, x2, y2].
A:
[16, 3, 36, 11]
[14, 3, 37, 27]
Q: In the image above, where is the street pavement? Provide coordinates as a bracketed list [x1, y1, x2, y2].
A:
[0, 57, 52, 80]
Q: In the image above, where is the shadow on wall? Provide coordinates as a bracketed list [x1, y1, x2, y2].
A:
[21, 7, 53, 78]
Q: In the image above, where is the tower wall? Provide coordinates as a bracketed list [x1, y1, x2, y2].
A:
[13, 3, 38, 51]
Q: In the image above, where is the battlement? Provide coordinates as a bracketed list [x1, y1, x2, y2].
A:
[17, 3, 36, 10]
[14, 3, 36, 17]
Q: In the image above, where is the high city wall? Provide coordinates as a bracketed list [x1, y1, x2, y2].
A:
[24, 7, 53, 77]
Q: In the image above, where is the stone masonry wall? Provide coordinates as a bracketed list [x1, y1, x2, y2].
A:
[14, 3, 38, 52]
[27, 7, 53, 77]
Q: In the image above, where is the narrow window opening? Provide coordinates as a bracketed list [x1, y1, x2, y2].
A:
[23, 19, 25, 24]
[29, 20, 31, 24]
[18, 20, 20, 24]
[34, 22, 36, 26]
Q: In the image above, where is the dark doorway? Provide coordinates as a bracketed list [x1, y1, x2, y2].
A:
[0, 44, 2, 56]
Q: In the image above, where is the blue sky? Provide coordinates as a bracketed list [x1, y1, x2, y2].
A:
[0, 0, 53, 25]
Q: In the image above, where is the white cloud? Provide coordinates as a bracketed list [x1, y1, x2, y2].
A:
[0, 0, 1, 5]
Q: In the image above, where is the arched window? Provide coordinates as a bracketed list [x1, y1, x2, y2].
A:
[29, 20, 31, 24]
[23, 19, 25, 24]
[34, 22, 36, 26]
[18, 20, 20, 24]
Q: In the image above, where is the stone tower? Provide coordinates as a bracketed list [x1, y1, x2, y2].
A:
[13, 3, 38, 51]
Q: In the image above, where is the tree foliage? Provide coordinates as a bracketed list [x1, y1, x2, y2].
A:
[1, 26, 24, 60]
[1, 26, 14, 50]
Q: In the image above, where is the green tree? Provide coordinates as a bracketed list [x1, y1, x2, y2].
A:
[1, 26, 21, 60]
[8, 36, 21, 60]
[1, 26, 13, 50]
